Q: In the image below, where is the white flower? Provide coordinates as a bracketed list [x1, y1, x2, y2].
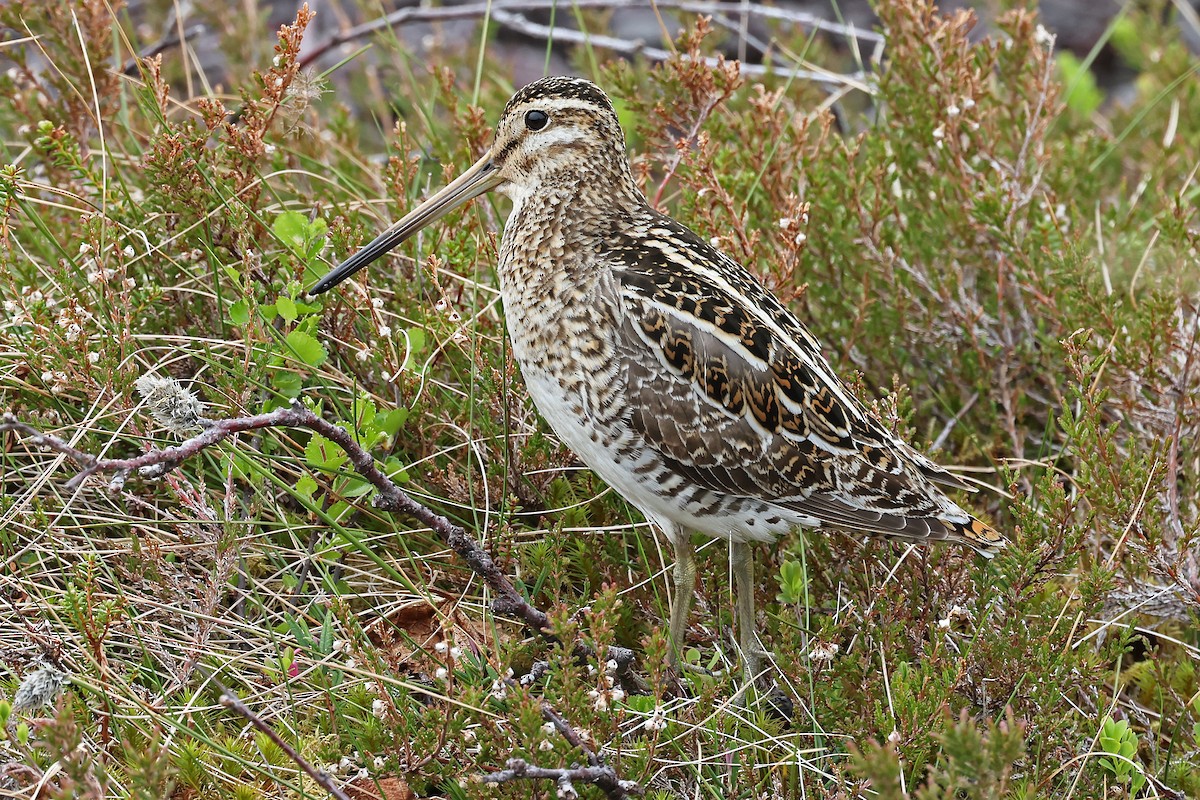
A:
[932, 124, 945, 140]
[331, 639, 346, 653]
[962, 97, 976, 110]
[538, 739, 554, 751]
[808, 641, 839, 661]
[434, 641, 448, 653]
[605, 659, 618, 674]
[378, 325, 392, 338]
[794, 232, 807, 246]
[373, 756, 385, 769]
[371, 298, 384, 309]
[434, 666, 448, 680]
[87, 351, 100, 364]
[372, 698, 386, 717]
[947, 104, 960, 116]
[645, 706, 667, 732]
[777, 217, 794, 228]
[78, 243, 92, 255]
[123, 245, 135, 257]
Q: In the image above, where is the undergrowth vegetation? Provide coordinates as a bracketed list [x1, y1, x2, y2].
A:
[1, 0, 1198, 797]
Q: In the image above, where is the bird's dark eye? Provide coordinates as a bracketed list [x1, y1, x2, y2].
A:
[524, 110, 549, 131]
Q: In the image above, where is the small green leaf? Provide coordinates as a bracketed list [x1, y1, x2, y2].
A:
[273, 211, 309, 251]
[276, 295, 298, 323]
[1058, 53, 1103, 118]
[272, 369, 303, 399]
[294, 473, 318, 502]
[338, 475, 374, 498]
[352, 395, 377, 433]
[777, 559, 807, 605]
[229, 299, 250, 325]
[380, 407, 408, 437]
[383, 457, 409, 484]
[286, 329, 327, 367]
[305, 433, 347, 470]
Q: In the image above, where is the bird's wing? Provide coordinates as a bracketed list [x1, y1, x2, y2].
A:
[606, 213, 972, 542]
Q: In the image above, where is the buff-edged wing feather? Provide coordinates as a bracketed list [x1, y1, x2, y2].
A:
[607, 211, 1004, 554]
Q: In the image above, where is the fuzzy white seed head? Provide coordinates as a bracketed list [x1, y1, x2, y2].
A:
[135, 374, 204, 433]
[13, 664, 67, 712]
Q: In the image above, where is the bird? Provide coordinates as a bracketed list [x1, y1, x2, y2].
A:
[309, 76, 1005, 683]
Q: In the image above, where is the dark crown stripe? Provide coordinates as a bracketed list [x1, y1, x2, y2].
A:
[506, 76, 615, 114]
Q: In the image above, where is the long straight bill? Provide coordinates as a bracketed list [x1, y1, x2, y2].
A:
[308, 153, 501, 295]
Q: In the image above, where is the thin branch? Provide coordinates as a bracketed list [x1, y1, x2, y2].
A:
[485, 758, 641, 799]
[298, 0, 876, 90]
[121, 24, 206, 76]
[218, 683, 351, 800]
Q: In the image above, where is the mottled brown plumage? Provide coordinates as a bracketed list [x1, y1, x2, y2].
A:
[311, 76, 1005, 681]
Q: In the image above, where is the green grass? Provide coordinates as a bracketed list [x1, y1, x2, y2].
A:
[1, 0, 1198, 797]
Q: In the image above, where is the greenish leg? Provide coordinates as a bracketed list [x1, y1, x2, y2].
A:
[730, 540, 761, 683]
[668, 533, 697, 666]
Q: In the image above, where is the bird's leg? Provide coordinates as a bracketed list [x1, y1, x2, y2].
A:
[730, 540, 761, 684]
[668, 533, 697, 666]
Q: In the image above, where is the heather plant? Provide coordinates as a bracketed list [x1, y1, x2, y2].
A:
[1, 0, 1198, 798]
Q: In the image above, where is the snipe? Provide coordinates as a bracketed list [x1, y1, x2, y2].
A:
[310, 77, 1005, 682]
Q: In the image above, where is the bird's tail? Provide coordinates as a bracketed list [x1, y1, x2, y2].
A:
[944, 515, 1007, 558]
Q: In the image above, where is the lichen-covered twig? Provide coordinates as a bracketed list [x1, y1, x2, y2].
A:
[486, 758, 641, 800]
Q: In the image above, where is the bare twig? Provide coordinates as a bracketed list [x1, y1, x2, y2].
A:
[121, 24, 206, 76]
[298, 0, 875, 90]
[486, 758, 641, 799]
[218, 683, 351, 800]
